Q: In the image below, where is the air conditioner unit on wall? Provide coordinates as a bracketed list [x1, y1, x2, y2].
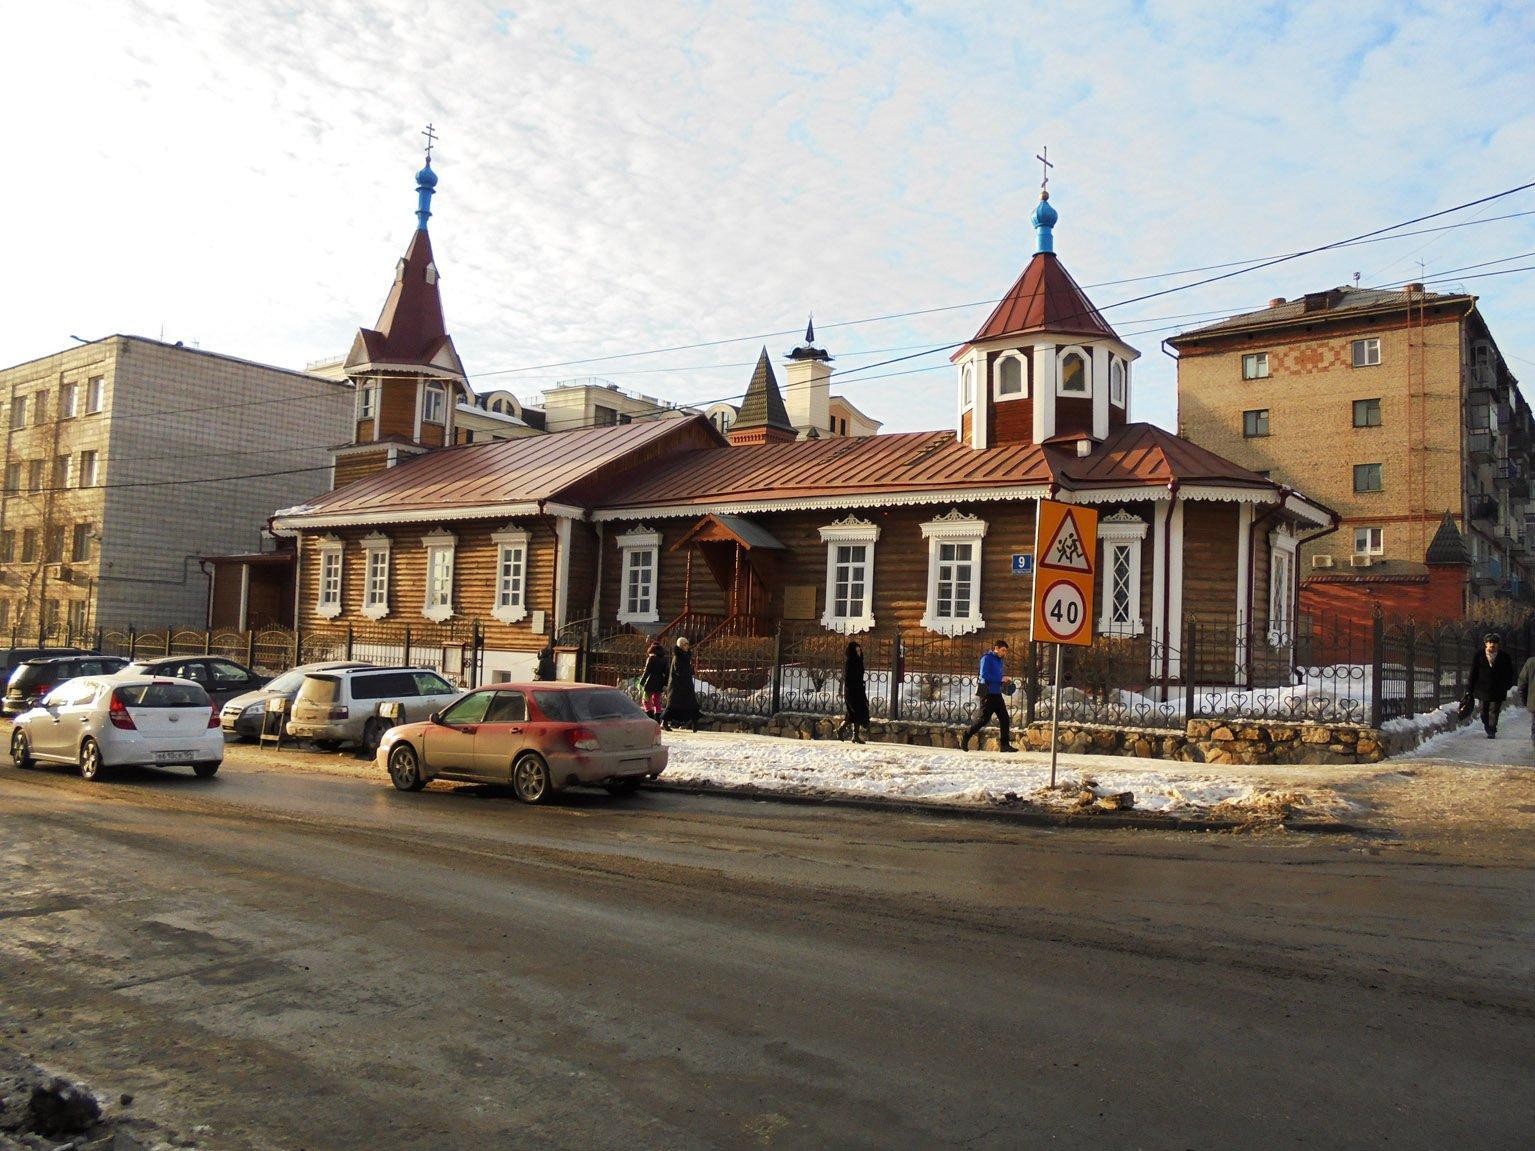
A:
[1311, 554, 1335, 569]
[1350, 554, 1375, 568]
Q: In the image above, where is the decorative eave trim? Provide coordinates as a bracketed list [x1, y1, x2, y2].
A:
[818, 514, 880, 544]
[273, 500, 585, 531]
[346, 360, 465, 381]
[594, 486, 1053, 521]
[615, 526, 661, 549]
[421, 528, 457, 549]
[919, 509, 989, 541]
[361, 531, 391, 549]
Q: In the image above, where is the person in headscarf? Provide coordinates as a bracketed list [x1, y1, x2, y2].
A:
[662, 636, 700, 732]
[840, 639, 870, 744]
[639, 640, 668, 721]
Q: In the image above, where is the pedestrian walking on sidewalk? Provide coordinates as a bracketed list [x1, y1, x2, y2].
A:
[840, 640, 870, 744]
[1464, 633, 1515, 739]
[962, 639, 1016, 753]
[1514, 650, 1535, 749]
[662, 636, 700, 732]
[639, 640, 669, 721]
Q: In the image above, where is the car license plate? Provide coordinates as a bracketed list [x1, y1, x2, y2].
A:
[154, 751, 195, 763]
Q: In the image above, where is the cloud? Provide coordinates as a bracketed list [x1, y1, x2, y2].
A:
[6, 0, 1534, 439]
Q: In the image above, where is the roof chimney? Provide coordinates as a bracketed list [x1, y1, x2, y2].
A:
[1268, 297, 1286, 308]
[1403, 282, 1425, 296]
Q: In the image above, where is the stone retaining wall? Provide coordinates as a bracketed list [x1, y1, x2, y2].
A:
[702, 708, 1459, 765]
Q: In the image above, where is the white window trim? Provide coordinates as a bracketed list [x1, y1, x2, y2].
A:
[959, 363, 975, 412]
[492, 525, 530, 624]
[1352, 337, 1382, 368]
[1056, 345, 1092, 397]
[360, 532, 391, 620]
[359, 383, 377, 421]
[315, 535, 344, 619]
[1109, 358, 1126, 407]
[421, 528, 457, 622]
[1097, 512, 1148, 636]
[1268, 528, 1299, 646]
[919, 510, 987, 636]
[1353, 526, 1384, 556]
[85, 377, 104, 413]
[818, 515, 879, 634]
[616, 527, 661, 625]
[423, 382, 448, 425]
[992, 351, 1029, 402]
[1242, 352, 1270, 380]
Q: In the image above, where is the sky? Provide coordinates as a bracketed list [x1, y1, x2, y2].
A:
[7, 0, 1535, 435]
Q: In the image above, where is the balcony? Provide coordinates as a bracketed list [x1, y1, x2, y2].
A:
[1471, 495, 1500, 523]
[1467, 430, 1494, 462]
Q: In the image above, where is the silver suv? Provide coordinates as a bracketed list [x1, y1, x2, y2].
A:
[287, 667, 461, 752]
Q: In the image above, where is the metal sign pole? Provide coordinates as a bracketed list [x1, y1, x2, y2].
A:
[1049, 642, 1063, 789]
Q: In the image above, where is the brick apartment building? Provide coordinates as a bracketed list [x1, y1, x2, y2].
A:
[0, 336, 353, 635]
[1170, 284, 1533, 625]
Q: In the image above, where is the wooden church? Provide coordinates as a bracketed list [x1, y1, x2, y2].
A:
[273, 158, 1335, 687]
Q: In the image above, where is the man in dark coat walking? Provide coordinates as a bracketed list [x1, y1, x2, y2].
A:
[1465, 633, 1516, 738]
[962, 639, 1015, 753]
[662, 636, 700, 732]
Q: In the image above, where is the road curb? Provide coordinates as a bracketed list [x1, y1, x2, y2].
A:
[644, 780, 1364, 834]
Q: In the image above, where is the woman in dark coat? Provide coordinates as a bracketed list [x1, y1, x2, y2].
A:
[662, 636, 700, 732]
[639, 641, 668, 721]
[1465, 632, 1516, 738]
[840, 640, 870, 744]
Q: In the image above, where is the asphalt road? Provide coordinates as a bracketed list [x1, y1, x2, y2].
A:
[1, 753, 1532, 1150]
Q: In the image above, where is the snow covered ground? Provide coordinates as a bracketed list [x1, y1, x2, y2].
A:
[1401, 704, 1535, 766]
[659, 729, 1356, 819]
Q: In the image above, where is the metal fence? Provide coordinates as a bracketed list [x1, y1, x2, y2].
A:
[578, 611, 1535, 731]
[9, 620, 488, 688]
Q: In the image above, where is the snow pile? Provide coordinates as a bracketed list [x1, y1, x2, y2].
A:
[661, 731, 1350, 819]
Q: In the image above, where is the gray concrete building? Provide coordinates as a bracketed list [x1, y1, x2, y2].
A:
[0, 335, 353, 634]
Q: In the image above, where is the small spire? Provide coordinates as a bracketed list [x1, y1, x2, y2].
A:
[1031, 144, 1058, 254]
[415, 124, 439, 231]
[805, 313, 816, 344]
[787, 313, 832, 362]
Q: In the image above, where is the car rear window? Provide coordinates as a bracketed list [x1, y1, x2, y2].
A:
[533, 689, 647, 722]
[296, 675, 341, 704]
[116, 682, 210, 708]
[11, 664, 57, 689]
[351, 671, 420, 700]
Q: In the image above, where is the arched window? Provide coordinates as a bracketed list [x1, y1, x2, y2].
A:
[994, 354, 1027, 400]
[1110, 360, 1126, 407]
[1059, 352, 1087, 395]
[959, 364, 974, 410]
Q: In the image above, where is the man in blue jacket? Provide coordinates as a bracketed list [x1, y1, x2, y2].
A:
[962, 639, 1016, 753]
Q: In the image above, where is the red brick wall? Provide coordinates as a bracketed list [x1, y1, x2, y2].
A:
[1300, 567, 1467, 631]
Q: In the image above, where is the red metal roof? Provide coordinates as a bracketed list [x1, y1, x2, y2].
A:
[357, 229, 452, 368]
[1055, 423, 1273, 489]
[279, 418, 707, 520]
[962, 252, 1120, 352]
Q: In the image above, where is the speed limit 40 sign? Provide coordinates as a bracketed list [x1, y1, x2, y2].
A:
[1030, 499, 1098, 646]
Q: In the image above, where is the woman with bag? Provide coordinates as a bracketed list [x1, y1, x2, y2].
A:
[839, 640, 870, 744]
[662, 636, 700, 732]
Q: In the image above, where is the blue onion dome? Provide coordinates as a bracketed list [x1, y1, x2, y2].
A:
[1031, 189, 1058, 253]
[415, 159, 438, 188]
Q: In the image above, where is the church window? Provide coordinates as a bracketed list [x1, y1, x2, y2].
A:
[818, 516, 879, 633]
[492, 525, 530, 624]
[920, 512, 987, 636]
[1268, 530, 1298, 646]
[616, 528, 661, 625]
[994, 353, 1027, 401]
[1110, 360, 1126, 407]
[361, 533, 391, 619]
[959, 364, 974, 411]
[1056, 349, 1092, 399]
[1097, 512, 1148, 636]
[316, 537, 343, 619]
[423, 383, 447, 425]
[422, 528, 457, 622]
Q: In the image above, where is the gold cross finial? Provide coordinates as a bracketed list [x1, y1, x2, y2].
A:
[1036, 145, 1054, 190]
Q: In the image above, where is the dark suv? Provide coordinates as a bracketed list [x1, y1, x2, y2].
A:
[4, 655, 129, 716]
[122, 656, 269, 708]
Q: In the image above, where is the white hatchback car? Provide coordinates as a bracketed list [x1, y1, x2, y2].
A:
[10, 674, 225, 781]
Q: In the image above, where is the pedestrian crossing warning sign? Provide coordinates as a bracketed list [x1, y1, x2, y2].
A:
[1038, 506, 1094, 573]
[1031, 500, 1098, 646]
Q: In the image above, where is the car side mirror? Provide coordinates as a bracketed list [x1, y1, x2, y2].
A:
[429, 710, 443, 725]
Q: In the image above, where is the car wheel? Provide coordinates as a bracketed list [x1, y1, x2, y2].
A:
[511, 752, 552, 805]
[11, 730, 33, 770]
[193, 762, 220, 779]
[361, 719, 385, 755]
[79, 738, 105, 782]
[388, 743, 426, 792]
[604, 778, 643, 797]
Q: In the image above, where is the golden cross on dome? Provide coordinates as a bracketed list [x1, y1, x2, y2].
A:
[422, 122, 438, 159]
[1036, 145, 1054, 190]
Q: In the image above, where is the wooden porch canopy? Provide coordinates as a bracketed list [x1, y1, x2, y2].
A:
[670, 513, 785, 619]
